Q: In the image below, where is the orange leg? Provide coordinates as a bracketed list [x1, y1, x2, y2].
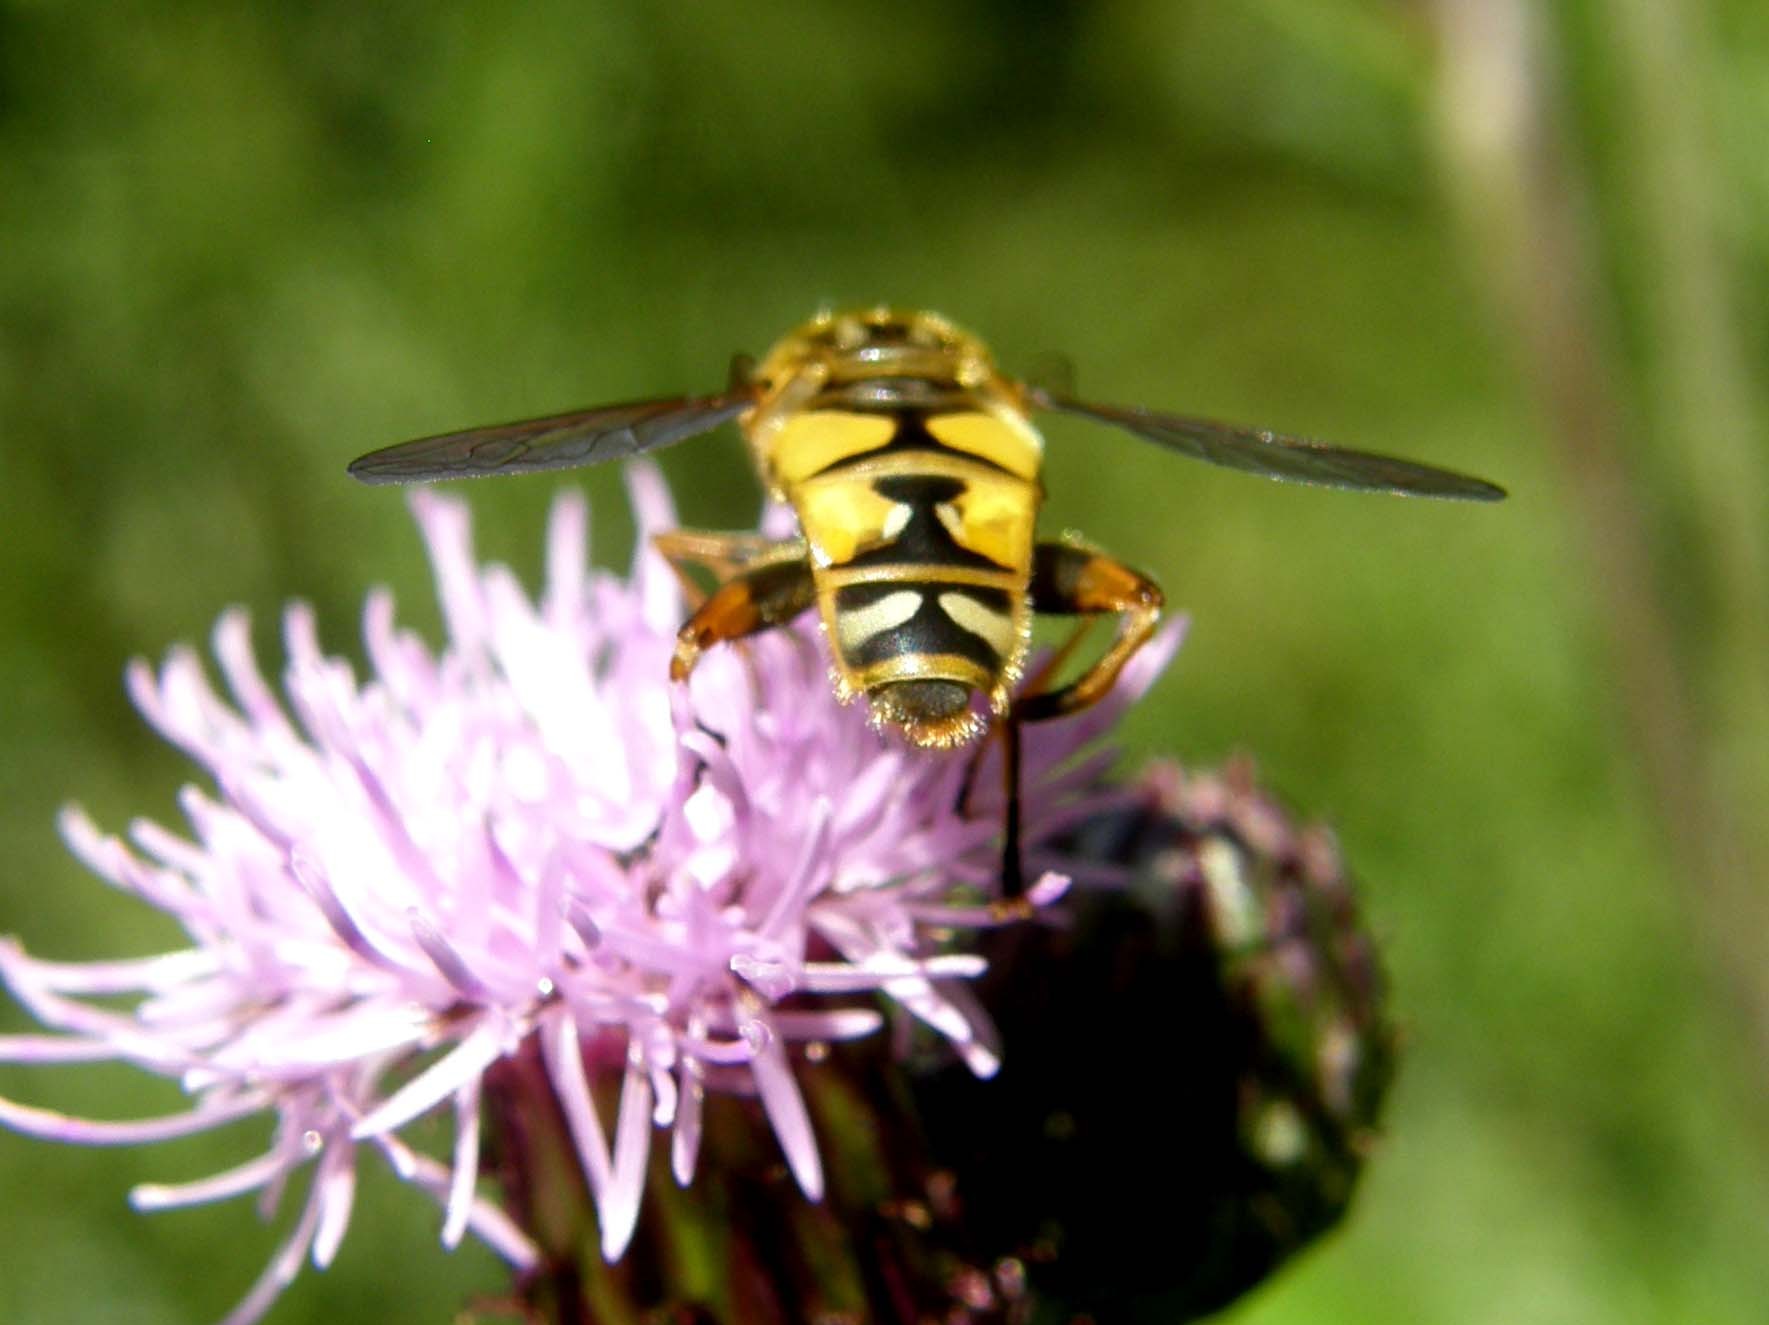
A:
[651, 529, 802, 609]
[1013, 542, 1164, 723]
[653, 534, 816, 682]
[996, 542, 1164, 903]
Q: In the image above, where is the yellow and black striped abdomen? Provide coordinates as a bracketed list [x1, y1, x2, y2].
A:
[777, 406, 1044, 746]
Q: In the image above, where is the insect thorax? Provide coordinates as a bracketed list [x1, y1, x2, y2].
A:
[743, 308, 1045, 747]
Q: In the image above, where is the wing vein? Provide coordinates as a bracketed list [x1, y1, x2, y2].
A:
[347, 392, 754, 485]
[1026, 386, 1505, 502]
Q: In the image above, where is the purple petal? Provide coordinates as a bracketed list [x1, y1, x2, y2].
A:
[351, 1018, 506, 1140]
[623, 462, 682, 633]
[370, 1134, 539, 1269]
[600, 1058, 654, 1260]
[310, 1144, 358, 1270]
[789, 953, 988, 992]
[286, 852, 430, 986]
[216, 1161, 328, 1325]
[0, 1090, 266, 1145]
[544, 488, 590, 631]
[750, 1029, 823, 1200]
[56, 806, 199, 915]
[131, 1147, 293, 1211]
[0, 969, 200, 1072]
[538, 1008, 612, 1197]
[227, 1002, 430, 1077]
[758, 798, 833, 939]
[212, 609, 299, 743]
[0, 933, 216, 995]
[409, 910, 488, 999]
[442, 1077, 482, 1249]
[127, 815, 211, 880]
[670, 1066, 704, 1185]
[678, 1030, 760, 1065]
[0, 1034, 127, 1064]
[767, 1008, 884, 1041]
[409, 489, 490, 659]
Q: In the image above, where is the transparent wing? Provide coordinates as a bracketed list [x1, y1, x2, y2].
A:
[1025, 386, 1506, 501]
[347, 390, 755, 485]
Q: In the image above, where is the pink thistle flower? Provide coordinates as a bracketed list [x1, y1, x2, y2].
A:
[0, 465, 1180, 1325]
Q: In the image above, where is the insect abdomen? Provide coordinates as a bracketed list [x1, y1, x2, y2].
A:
[777, 406, 1042, 745]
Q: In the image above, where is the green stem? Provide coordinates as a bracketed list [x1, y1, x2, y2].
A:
[1427, 0, 1769, 1071]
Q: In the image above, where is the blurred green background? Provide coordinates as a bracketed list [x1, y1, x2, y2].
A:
[3, 2, 1767, 1322]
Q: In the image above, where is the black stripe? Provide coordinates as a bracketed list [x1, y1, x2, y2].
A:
[840, 475, 1007, 573]
[834, 582, 1012, 671]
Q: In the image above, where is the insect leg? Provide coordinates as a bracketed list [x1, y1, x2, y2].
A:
[1013, 541, 1164, 723]
[955, 617, 1092, 816]
[989, 544, 1161, 908]
[665, 542, 817, 683]
[994, 711, 1035, 913]
[652, 530, 801, 608]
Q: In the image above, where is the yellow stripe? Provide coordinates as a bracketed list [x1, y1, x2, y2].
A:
[937, 591, 1017, 658]
[848, 653, 997, 691]
[925, 409, 1043, 480]
[816, 564, 1022, 591]
[768, 410, 897, 485]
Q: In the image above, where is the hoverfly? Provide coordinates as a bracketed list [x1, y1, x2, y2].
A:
[350, 307, 1504, 894]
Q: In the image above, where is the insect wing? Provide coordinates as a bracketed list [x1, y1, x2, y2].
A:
[1027, 387, 1506, 501]
[347, 390, 755, 485]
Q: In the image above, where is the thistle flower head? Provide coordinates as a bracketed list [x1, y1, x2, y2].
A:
[908, 754, 1397, 1320]
[0, 466, 1178, 1324]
